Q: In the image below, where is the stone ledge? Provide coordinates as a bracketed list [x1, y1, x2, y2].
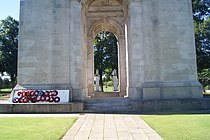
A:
[0, 103, 83, 113]
[1, 98, 210, 113]
[83, 98, 210, 113]
[142, 81, 202, 88]
[131, 98, 210, 112]
[142, 81, 203, 99]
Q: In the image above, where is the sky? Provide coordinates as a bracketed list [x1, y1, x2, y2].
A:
[0, 0, 20, 21]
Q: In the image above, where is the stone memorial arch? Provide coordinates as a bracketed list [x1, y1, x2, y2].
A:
[15, 0, 202, 102]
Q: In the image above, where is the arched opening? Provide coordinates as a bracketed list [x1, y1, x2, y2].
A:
[93, 31, 119, 93]
[82, 0, 128, 98]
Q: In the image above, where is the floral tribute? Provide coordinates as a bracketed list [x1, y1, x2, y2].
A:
[12, 90, 60, 103]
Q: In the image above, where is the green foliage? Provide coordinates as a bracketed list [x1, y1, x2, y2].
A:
[198, 69, 210, 79]
[142, 114, 210, 140]
[94, 31, 118, 91]
[106, 81, 113, 86]
[192, 0, 210, 22]
[198, 69, 210, 89]
[2, 79, 11, 88]
[192, 0, 210, 88]
[0, 16, 19, 87]
[104, 68, 113, 82]
[0, 117, 77, 140]
[0, 94, 9, 100]
[0, 88, 12, 92]
[194, 17, 210, 72]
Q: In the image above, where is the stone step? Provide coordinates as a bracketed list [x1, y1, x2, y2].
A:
[85, 97, 131, 103]
[84, 98, 210, 113]
[84, 98, 131, 106]
[93, 92, 120, 98]
[84, 97, 134, 113]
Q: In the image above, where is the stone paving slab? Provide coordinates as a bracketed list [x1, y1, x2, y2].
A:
[0, 114, 80, 117]
[62, 114, 163, 140]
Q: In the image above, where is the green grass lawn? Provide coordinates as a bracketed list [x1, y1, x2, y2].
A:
[0, 88, 12, 100]
[94, 85, 119, 92]
[0, 88, 12, 92]
[0, 117, 77, 140]
[103, 86, 114, 92]
[141, 114, 210, 140]
[0, 94, 9, 100]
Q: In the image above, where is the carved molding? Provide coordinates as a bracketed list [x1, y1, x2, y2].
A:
[82, 0, 126, 39]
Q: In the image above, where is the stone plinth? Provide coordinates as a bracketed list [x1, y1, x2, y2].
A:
[0, 103, 83, 113]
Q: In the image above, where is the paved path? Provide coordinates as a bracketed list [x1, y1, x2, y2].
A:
[62, 114, 163, 140]
[0, 114, 80, 117]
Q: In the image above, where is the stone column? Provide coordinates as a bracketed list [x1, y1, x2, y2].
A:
[118, 35, 127, 97]
[127, 0, 144, 99]
[69, 0, 87, 101]
[87, 37, 94, 97]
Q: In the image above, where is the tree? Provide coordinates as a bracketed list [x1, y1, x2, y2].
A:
[192, 0, 210, 22]
[94, 31, 118, 92]
[194, 17, 210, 72]
[0, 77, 3, 89]
[198, 68, 210, 90]
[192, 0, 210, 72]
[0, 16, 19, 87]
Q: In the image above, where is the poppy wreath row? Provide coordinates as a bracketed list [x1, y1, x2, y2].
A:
[12, 96, 60, 103]
[17, 90, 58, 97]
[12, 90, 60, 103]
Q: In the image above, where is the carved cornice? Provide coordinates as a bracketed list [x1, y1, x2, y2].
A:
[81, 0, 138, 5]
[81, 0, 125, 6]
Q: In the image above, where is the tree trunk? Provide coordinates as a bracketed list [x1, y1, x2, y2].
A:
[99, 71, 104, 92]
[10, 74, 16, 88]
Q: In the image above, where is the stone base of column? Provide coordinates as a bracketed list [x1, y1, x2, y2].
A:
[142, 80, 203, 100]
[128, 80, 203, 100]
[87, 84, 94, 97]
[119, 86, 126, 97]
[128, 86, 143, 99]
[71, 88, 88, 101]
